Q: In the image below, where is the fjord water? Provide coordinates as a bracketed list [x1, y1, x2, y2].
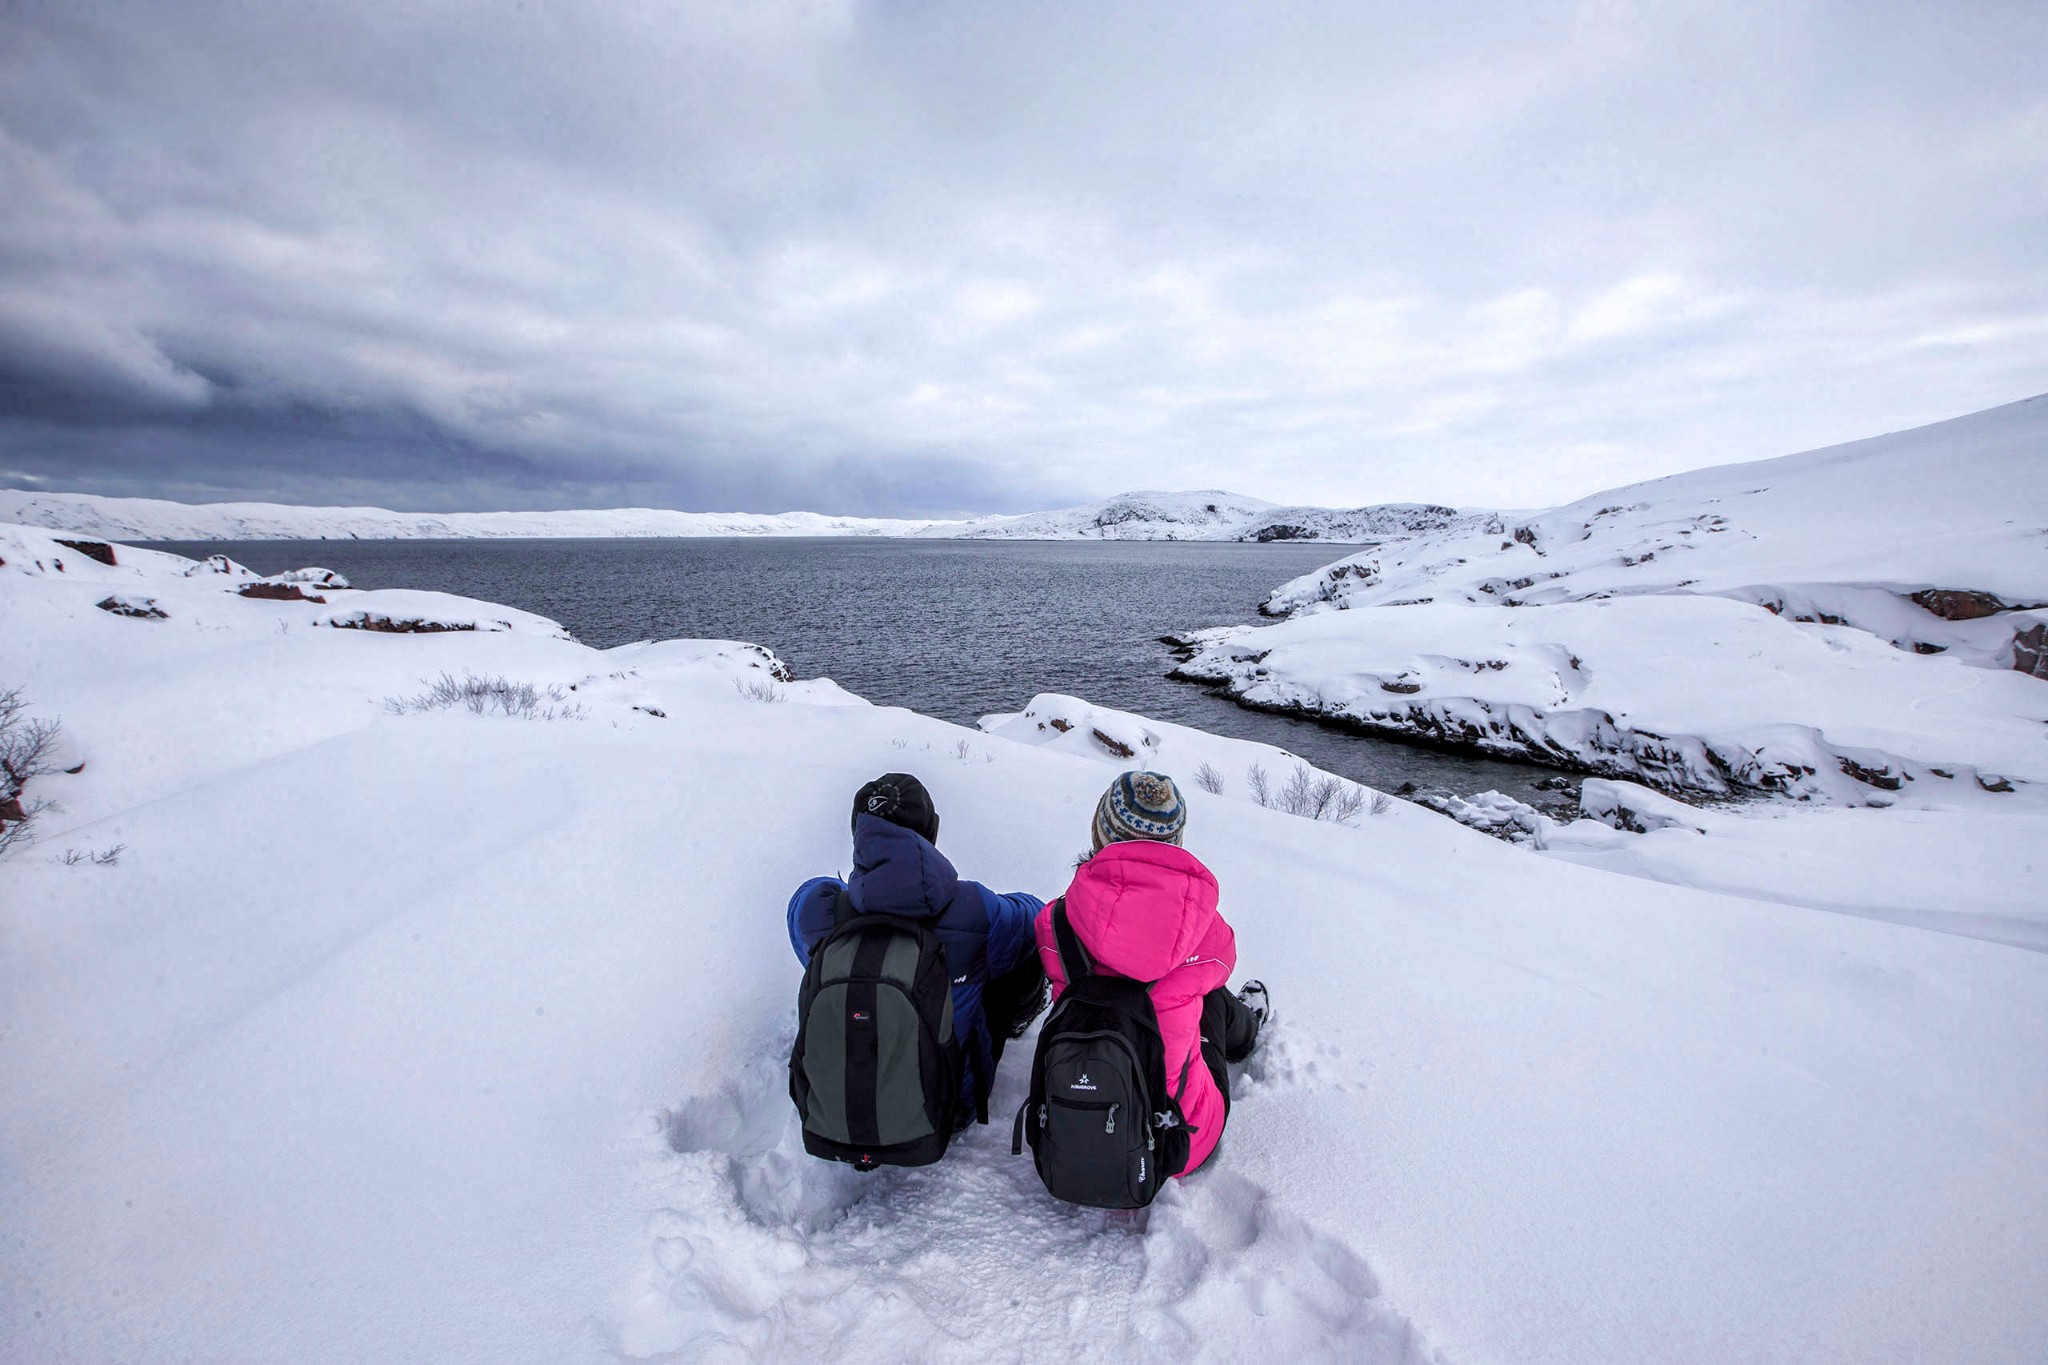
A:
[154, 537, 1561, 803]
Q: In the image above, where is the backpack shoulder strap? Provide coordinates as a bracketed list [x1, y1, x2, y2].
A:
[832, 883, 855, 928]
[1049, 897, 1092, 982]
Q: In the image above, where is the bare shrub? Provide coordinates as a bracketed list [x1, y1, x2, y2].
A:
[1245, 757, 1370, 825]
[386, 672, 584, 720]
[1277, 765, 1368, 823]
[57, 844, 124, 867]
[1193, 761, 1227, 795]
[734, 678, 787, 703]
[1370, 791, 1395, 817]
[1, 687, 63, 859]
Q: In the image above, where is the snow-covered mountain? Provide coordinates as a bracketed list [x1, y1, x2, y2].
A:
[1173, 393, 2048, 828]
[5, 520, 2043, 1363]
[0, 486, 1470, 545]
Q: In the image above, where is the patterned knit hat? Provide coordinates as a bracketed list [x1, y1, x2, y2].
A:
[1092, 770, 1187, 850]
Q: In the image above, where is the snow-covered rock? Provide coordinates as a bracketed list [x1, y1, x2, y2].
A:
[1173, 593, 2048, 802]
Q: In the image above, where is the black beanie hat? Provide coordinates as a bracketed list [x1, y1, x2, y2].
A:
[852, 772, 940, 846]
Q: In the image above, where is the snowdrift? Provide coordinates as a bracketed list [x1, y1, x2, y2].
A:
[4, 523, 2045, 1364]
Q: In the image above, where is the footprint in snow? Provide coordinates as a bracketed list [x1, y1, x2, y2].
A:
[618, 1017, 1439, 1364]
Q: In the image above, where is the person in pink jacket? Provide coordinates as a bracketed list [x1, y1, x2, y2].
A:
[1035, 770, 1269, 1177]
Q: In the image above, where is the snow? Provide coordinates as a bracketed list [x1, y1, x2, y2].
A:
[1172, 593, 2048, 801]
[933, 490, 1470, 543]
[1263, 391, 2048, 617]
[0, 486, 1471, 545]
[0, 490, 962, 542]
[4, 521, 2046, 1364]
[1171, 392, 2048, 959]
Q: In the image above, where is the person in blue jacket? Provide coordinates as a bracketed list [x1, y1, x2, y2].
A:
[787, 772, 1047, 1128]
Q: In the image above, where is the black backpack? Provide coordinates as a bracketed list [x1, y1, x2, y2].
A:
[1011, 898, 1192, 1207]
[790, 889, 961, 1170]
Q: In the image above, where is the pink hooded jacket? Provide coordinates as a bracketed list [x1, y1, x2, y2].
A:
[1036, 839, 1237, 1176]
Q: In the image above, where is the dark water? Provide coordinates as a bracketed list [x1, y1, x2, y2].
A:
[148, 537, 1562, 804]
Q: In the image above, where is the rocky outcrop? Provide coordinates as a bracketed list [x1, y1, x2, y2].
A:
[2014, 623, 2048, 679]
[1910, 588, 2008, 621]
[327, 613, 476, 634]
[238, 582, 328, 603]
[96, 595, 168, 620]
[54, 539, 117, 566]
[1091, 728, 1136, 758]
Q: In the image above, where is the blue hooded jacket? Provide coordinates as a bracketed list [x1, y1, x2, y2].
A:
[788, 814, 1042, 1119]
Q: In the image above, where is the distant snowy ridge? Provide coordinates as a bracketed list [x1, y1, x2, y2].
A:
[925, 488, 1473, 542]
[1175, 393, 2048, 804]
[0, 490, 961, 541]
[0, 487, 1468, 544]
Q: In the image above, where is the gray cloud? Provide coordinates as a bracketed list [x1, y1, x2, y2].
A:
[1, 0, 2043, 514]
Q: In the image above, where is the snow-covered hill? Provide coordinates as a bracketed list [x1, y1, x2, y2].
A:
[5, 522, 2043, 1364]
[929, 489, 1474, 542]
[0, 486, 1471, 545]
[0, 490, 960, 541]
[1174, 394, 2048, 809]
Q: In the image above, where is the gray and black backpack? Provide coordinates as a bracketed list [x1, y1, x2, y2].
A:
[789, 889, 961, 1170]
[1011, 898, 1192, 1207]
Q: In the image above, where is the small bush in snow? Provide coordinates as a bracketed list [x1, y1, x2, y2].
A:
[1245, 760, 1370, 825]
[386, 672, 585, 720]
[734, 678, 786, 703]
[57, 844, 124, 867]
[0, 686, 63, 859]
[1246, 761, 1272, 807]
[1370, 791, 1395, 817]
[1194, 761, 1227, 795]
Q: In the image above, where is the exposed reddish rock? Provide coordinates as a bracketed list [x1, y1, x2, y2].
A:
[0, 794, 26, 823]
[1910, 589, 2006, 621]
[2008, 622, 2048, 679]
[1047, 717, 1072, 733]
[55, 539, 117, 566]
[1091, 728, 1135, 759]
[238, 582, 328, 603]
[1836, 757, 1904, 791]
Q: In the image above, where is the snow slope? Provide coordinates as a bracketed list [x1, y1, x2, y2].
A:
[1177, 395, 2048, 791]
[1263, 392, 2048, 620]
[4, 524, 2045, 1364]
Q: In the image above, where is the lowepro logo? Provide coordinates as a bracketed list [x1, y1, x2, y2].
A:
[1070, 1072, 1097, 1091]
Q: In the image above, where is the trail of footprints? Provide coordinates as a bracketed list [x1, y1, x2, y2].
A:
[615, 1019, 1440, 1363]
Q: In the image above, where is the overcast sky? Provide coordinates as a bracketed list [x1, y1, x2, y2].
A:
[1, 1, 2043, 516]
